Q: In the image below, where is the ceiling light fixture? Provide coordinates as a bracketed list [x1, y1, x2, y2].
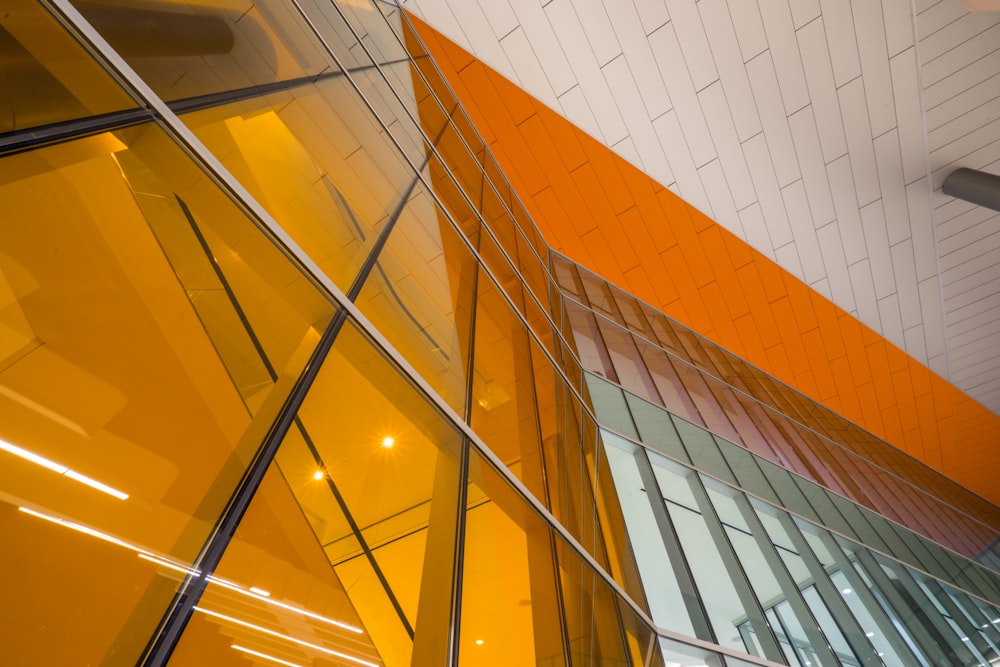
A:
[195, 607, 377, 667]
[1, 438, 128, 500]
[313, 470, 325, 480]
[381, 436, 394, 448]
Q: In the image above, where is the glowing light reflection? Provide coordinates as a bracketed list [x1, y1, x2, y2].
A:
[207, 576, 363, 634]
[195, 607, 378, 667]
[18, 508, 363, 639]
[1, 438, 128, 499]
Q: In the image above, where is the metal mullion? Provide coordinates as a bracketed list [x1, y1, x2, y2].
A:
[885, 559, 981, 665]
[606, 421, 1000, 621]
[764, 510, 882, 665]
[287, 0, 604, 452]
[140, 308, 348, 667]
[853, 550, 966, 667]
[518, 282, 577, 667]
[815, 532, 926, 666]
[921, 579, 997, 664]
[633, 449, 717, 643]
[684, 479, 787, 664]
[328, 0, 568, 342]
[313, 0, 557, 298]
[0, 107, 153, 155]
[372, 1, 554, 270]
[444, 206, 485, 665]
[446, 435, 471, 666]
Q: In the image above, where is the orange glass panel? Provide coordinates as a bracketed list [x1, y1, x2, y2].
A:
[0, 123, 332, 664]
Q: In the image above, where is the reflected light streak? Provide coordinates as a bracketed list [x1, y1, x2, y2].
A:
[207, 576, 363, 634]
[1, 438, 128, 499]
[18, 506, 363, 638]
[195, 607, 378, 667]
[138, 553, 201, 577]
[231, 644, 305, 667]
[19, 506, 138, 551]
[18, 506, 201, 576]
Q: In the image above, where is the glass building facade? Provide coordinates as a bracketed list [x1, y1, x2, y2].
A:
[0, 2, 998, 666]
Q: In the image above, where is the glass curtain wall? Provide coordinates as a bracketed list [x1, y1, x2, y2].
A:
[554, 256, 1000, 569]
[0, 1, 665, 666]
[596, 382, 1000, 667]
[4, 1, 998, 667]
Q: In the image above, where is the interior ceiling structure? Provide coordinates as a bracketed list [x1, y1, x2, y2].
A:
[402, 0, 1000, 418]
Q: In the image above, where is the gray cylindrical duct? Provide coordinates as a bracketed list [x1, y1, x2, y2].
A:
[942, 167, 1000, 212]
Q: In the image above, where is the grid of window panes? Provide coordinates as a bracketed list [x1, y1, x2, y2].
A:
[554, 256, 1000, 570]
[0, 1, 668, 665]
[593, 381, 1000, 667]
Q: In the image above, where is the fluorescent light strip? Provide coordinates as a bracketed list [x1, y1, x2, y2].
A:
[64, 470, 129, 500]
[231, 644, 305, 667]
[195, 607, 378, 667]
[0, 438, 128, 500]
[207, 576, 363, 634]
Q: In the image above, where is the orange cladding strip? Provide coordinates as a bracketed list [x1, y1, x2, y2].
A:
[406, 14, 1000, 506]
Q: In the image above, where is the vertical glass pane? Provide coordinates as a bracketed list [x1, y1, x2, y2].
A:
[459, 448, 567, 666]
[556, 535, 632, 666]
[603, 432, 698, 638]
[469, 270, 544, 482]
[653, 467, 752, 655]
[670, 415, 736, 485]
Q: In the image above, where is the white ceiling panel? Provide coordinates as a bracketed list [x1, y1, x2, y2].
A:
[408, 0, 1000, 416]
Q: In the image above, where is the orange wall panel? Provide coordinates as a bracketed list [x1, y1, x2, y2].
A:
[407, 15, 1000, 506]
